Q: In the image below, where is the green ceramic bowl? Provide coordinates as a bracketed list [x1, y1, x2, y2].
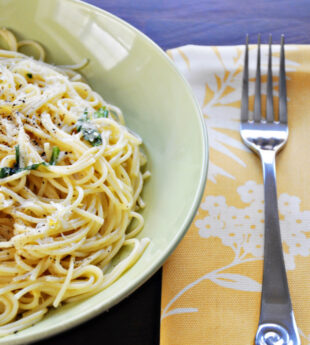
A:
[0, 0, 208, 344]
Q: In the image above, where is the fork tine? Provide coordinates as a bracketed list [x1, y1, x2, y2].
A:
[241, 34, 249, 122]
[254, 34, 262, 122]
[279, 35, 287, 124]
[266, 34, 274, 122]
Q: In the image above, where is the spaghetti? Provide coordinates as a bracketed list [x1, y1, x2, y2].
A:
[0, 28, 150, 336]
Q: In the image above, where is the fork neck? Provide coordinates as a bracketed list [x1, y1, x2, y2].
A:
[260, 150, 279, 239]
[259, 149, 276, 166]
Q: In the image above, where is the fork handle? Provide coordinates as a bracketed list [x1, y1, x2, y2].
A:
[255, 149, 300, 345]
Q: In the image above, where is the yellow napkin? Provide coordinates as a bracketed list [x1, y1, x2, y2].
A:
[160, 44, 310, 345]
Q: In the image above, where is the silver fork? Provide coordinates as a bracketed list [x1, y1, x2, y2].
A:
[241, 35, 300, 345]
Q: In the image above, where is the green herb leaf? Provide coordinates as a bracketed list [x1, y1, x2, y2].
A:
[0, 167, 15, 178]
[49, 146, 60, 165]
[24, 162, 48, 171]
[93, 106, 109, 119]
[0, 146, 49, 179]
[26, 73, 33, 79]
[0, 162, 48, 179]
[75, 110, 102, 146]
[75, 110, 89, 132]
[80, 122, 102, 146]
[14, 145, 20, 169]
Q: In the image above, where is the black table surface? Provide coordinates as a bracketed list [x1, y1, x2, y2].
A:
[37, 1, 310, 344]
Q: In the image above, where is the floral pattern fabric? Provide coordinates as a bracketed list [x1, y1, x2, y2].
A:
[160, 44, 310, 345]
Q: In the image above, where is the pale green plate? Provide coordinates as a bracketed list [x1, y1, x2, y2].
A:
[0, 0, 208, 344]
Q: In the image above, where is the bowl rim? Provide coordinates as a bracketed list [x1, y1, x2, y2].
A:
[2, 0, 209, 343]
